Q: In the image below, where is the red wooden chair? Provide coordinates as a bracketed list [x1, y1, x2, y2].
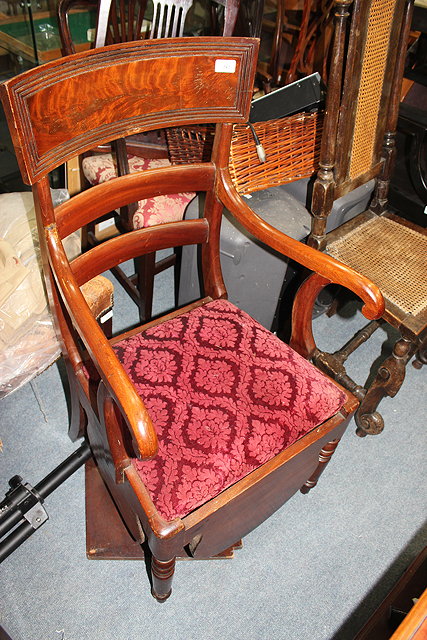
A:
[1, 37, 384, 601]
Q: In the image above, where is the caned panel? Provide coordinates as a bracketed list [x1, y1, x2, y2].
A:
[348, 0, 396, 180]
[326, 217, 427, 317]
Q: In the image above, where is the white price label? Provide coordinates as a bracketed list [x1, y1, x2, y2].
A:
[215, 59, 237, 73]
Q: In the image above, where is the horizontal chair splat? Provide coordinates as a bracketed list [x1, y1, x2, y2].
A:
[68, 219, 210, 285]
[56, 164, 214, 238]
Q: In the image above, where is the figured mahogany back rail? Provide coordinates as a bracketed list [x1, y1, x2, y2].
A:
[3, 39, 256, 185]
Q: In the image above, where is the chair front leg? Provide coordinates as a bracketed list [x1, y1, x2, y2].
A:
[301, 439, 340, 494]
[151, 556, 176, 602]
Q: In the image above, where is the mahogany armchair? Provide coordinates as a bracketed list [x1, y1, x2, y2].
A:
[1, 37, 384, 601]
[290, 0, 426, 436]
[57, 0, 240, 324]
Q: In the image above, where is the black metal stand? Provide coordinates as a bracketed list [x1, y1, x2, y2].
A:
[0, 441, 91, 562]
[21, 0, 39, 66]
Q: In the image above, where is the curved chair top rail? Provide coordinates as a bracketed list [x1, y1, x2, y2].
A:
[0, 36, 258, 185]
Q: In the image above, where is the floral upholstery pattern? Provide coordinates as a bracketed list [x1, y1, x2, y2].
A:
[82, 154, 196, 229]
[113, 299, 347, 522]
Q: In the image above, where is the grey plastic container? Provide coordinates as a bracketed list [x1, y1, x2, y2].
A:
[178, 187, 311, 330]
[178, 178, 374, 330]
[280, 178, 375, 231]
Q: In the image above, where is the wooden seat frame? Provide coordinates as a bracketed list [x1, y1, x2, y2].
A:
[1, 37, 384, 601]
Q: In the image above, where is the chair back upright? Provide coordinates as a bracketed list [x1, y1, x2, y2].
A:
[149, 0, 193, 38]
[308, 0, 414, 249]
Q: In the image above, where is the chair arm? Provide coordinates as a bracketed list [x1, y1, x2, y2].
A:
[46, 226, 158, 460]
[218, 171, 385, 321]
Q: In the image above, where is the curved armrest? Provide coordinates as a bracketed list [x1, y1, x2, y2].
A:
[46, 226, 158, 460]
[218, 171, 385, 321]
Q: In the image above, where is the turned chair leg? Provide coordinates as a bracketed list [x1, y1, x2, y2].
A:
[151, 556, 176, 602]
[355, 336, 416, 437]
[301, 439, 340, 494]
[134, 252, 156, 324]
[412, 342, 427, 370]
[64, 362, 87, 441]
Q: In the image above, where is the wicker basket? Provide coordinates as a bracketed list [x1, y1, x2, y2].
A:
[166, 125, 216, 164]
[166, 111, 323, 195]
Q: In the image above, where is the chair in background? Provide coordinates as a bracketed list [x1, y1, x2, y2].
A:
[1, 37, 384, 600]
[258, 0, 334, 92]
[290, 0, 426, 436]
[221, 0, 263, 38]
[284, 0, 334, 85]
[57, 0, 241, 324]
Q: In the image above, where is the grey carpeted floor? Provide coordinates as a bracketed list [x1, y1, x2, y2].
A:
[0, 252, 426, 640]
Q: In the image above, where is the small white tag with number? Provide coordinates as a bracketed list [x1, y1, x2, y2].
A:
[215, 59, 237, 73]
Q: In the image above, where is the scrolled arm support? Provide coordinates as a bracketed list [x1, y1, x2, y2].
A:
[289, 272, 330, 359]
[46, 226, 158, 460]
[218, 171, 385, 322]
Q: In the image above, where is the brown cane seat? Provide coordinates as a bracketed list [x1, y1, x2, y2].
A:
[326, 213, 427, 318]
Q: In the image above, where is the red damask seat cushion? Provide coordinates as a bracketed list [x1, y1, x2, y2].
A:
[113, 299, 347, 522]
[82, 154, 195, 229]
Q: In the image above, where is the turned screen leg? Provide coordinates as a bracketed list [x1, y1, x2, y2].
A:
[301, 439, 340, 494]
[151, 556, 176, 602]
